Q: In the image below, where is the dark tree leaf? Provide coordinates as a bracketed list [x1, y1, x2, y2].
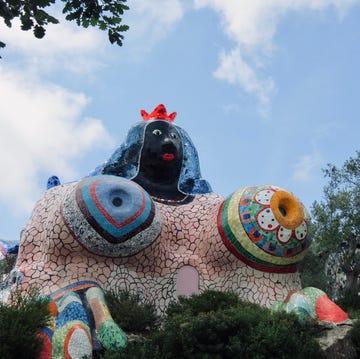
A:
[33, 25, 46, 38]
[20, 14, 34, 31]
[311, 151, 360, 299]
[1, 0, 129, 58]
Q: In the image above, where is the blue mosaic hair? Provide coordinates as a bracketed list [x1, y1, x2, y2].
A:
[90, 120, 212, 195]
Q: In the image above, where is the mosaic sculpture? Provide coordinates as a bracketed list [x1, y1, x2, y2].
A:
[1, 104, 348, 358]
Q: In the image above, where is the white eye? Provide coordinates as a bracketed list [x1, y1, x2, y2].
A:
[152, 129, 162, 136]
[169, 132, 177, 139]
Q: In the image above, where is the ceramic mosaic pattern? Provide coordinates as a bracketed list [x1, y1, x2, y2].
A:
[13, 181, 303, 309]
[218, 185, 311, 273]
[38, 282, 127, 358]
[63, 176, 161, 257]
[2, 105, 348, 358]
[272, 286, 348, 323]
[5, 178, 310, 358]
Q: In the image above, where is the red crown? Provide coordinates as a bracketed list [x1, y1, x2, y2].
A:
[140, 104, 176, 122]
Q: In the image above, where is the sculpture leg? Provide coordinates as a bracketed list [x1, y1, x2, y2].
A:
[51, 291, 93, 359]
[38, 282, 126, 358]
[85, 286, 127, 351]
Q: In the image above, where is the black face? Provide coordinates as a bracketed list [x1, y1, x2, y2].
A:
[138, 121, 182, 183]
[133, 121, 185, 200]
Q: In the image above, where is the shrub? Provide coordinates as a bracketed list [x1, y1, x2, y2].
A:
[152, 298, 323, 359]
[99, 340, 159, 359]
[166, 290, 240, 317]
[101, 290, 324, 359]
[0, 255, 16, 277]
[350, 319, 360, 356]
[299, 250, 328, 292]
[336, 287, 360, 319]
[105, 289, 160, 333]
[0, 288, 51, 359]
[337, 287, 360, 310]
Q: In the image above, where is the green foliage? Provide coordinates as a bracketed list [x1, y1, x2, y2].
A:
[0, 0, 129, 57]
[61, 0, 129, 46]
[336, 287, 360, 319]
[100, 340, 158, 359]
[166, 289, 241, 317]
[0, 255, 16, 277]
[299, 249, 328, 291]
[311, 151, 360, 297]
[350, 319, 360, 356]
[101, 290, 324, 359]
[153, 294, 323, 359]
[337, 288, 360, 311]
[0, 288, 51, 359]
[105, 289, 160, 333]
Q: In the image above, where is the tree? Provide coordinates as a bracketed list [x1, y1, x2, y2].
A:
[311, 151, 360, 298]
[299, 249, 328, 291]
[0, 0, 129, 56]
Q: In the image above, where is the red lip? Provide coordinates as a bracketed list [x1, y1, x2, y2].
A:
[163, 153, 175, 161]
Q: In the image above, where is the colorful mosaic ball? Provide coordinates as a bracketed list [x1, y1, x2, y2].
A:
[272, 287, 349, 323]
[63, 175, 161, 257]
[218, 185, 311, 273]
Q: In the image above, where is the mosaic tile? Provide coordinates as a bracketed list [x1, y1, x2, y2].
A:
[3, 105, 347, 358]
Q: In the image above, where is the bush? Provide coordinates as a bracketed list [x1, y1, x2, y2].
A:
[336, 287, 360, 319]
[350, 319, 360, 356]
[0, 289, 51, 359]
[337, 288, 360, 310]
[100, 340, 159, 359]
[166, 290, 240, 317]
[105, 289, 160, 333]
[153, 297, 323, 359]
[101, 290, 324, 359]
[0, 255, 16, 277]
[299, 250, 328, 292]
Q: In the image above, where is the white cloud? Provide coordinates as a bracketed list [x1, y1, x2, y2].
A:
[0, 67, 113, 214]
[0, 1, 186, 65]
[292, 151, 323, 182]
[0, 9, 117, 236]
[0, 17, 106, 74]
[214, 47, 275, 116]
[194, 0, 359, 115]
[125, 0, 184, 56]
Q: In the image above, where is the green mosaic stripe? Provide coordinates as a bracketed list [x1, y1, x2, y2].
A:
[99, 319, 127, 351]
[221, 196, 279, 268]
[302, 287, 325, 304]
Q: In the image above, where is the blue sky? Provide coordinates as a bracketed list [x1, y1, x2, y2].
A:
[1, 0, 360, 241]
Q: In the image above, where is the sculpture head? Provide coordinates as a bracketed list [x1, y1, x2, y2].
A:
[133, 120, 184, 200]
[93, 104, 212, 200]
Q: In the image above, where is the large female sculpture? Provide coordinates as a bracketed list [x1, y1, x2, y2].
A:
[1, 105, 347, 358]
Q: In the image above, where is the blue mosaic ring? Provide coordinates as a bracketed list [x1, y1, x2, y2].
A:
[63, 175, 161, 257]
[218, 185, 311, 273]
